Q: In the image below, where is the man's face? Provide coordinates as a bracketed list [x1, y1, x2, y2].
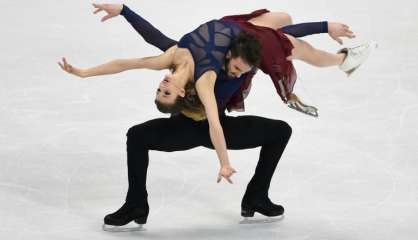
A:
[155, 73, 185, 105]
[225, 55, 252, 78]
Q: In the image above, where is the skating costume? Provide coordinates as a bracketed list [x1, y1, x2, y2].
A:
[177, 20, 257, 114]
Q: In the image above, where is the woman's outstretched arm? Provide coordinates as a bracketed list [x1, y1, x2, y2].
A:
[93, 3, 177, 52]
[58, 46, 176, 78]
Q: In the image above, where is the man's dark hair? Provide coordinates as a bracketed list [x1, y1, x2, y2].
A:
[154, 81, 203, 114]
[230, 32, 262, 67]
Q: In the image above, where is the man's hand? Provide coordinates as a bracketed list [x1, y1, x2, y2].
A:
[328, 22, 356, 45]
[217, 165, 237, 184]
[92, 3, 123, 22]
[57, 57, 85, 78]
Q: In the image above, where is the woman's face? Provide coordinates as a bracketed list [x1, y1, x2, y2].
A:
[155, 72, 185, 105]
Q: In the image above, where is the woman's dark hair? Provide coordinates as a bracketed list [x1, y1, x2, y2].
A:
[230, 32, 262, 67]
[154, 81, 203, 114]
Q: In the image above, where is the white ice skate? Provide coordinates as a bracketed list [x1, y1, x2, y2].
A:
[102, 222, 145, 232]
[287, 93, 319, 118]
[339, 41, 378, 77]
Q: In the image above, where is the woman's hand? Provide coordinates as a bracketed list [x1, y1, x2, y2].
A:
[217, 165, 237, 184]
[328, 22, 356, 45]
[58, 57, 85, 78]
[92, 3, 123, 22]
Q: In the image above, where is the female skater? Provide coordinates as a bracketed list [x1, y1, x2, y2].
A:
[90, 3, 375, 118]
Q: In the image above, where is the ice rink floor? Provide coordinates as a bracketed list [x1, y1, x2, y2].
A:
[1, 0, 418, 239]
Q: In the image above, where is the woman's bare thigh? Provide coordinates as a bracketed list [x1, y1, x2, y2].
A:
[283, 33, 312, 61]
[248, 12, 293, 30]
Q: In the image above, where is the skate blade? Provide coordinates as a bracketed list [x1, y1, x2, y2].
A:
[102, 223, 145, 232]
[346, 41, 378, 78]
[346, 67, 357, 77]
[239, 215, 284, 224]
[288, 102, 319, 118]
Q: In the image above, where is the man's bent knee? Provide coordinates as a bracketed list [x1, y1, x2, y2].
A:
[275, 120, 292, 140]
[126, 124, 151, 146]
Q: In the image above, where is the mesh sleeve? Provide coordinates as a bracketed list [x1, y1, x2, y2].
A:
[281, 22, 328, 38]
[121, 5, 178, 51]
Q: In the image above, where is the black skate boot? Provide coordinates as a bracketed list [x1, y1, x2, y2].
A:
[240, 194, 284, 224]
[103, 201, 149, 232]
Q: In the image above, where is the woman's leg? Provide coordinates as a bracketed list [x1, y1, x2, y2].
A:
[248, 12, 345, 67]
[248, 12, 293, 29]
[284, 33, 345, 67]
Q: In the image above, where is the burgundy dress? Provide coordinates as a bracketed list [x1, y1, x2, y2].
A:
[222, 9, 297, 112]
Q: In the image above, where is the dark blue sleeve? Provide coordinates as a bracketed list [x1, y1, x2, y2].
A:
[281, 22, 328, 38]
[120, 5, 178, 52]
